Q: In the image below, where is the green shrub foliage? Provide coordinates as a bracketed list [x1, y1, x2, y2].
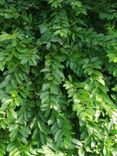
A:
[0, 0, 117, 155]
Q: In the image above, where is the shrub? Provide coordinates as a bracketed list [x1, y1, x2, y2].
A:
[0, 0, 117, 155]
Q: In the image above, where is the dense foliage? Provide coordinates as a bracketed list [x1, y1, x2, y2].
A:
[0, 0, 117, 155]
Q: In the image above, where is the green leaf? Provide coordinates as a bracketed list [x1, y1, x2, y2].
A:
[78, 148, 85, 156]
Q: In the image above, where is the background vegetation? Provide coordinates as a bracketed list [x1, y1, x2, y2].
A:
[0, 0, 117, 155]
